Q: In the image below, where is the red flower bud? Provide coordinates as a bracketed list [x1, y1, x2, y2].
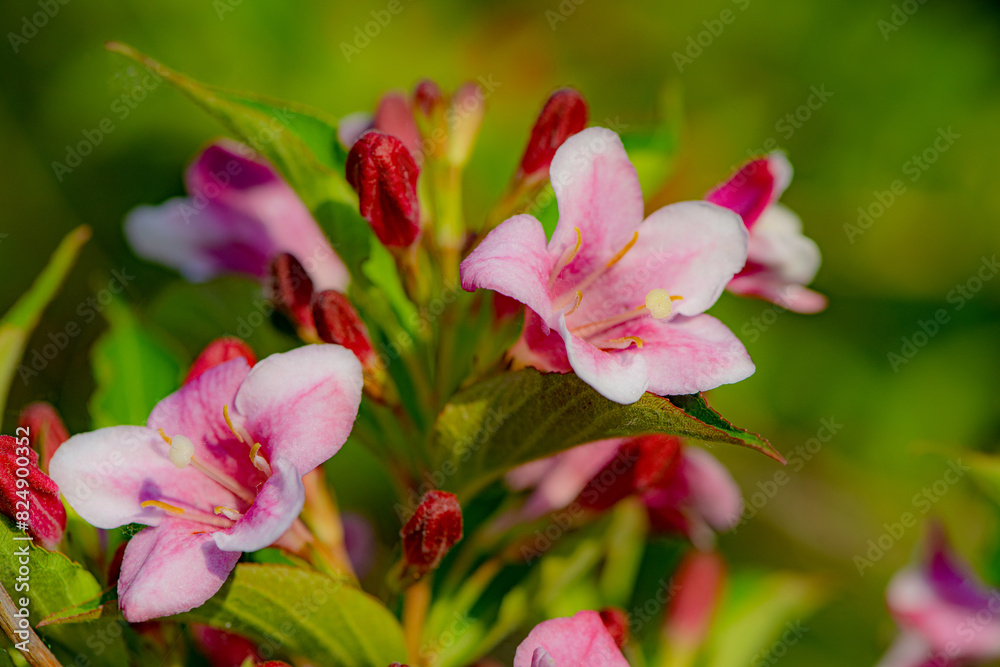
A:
[192, 624, 262, 667]
[401, 490, 463, 573]
[413, 79, 444, 118]
[518, 88, 589, 182]
[312, 290, 375, 369]
[374, 91, 423, 164]
[599, 607, 630, 649]
[270, 253, 316, 333]
[577, 435, 682, 512]
[184, 337, 257, 385]
[17, 402, 68, 474]
[0, 434, 66, 549]
[346, 132, 421, 248]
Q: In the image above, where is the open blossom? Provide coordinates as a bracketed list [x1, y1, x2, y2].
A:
[878, 524, 1000, 667]
[507, 435, 742, 549]
[49, 345, 362, 622]
[125, 140, 349, 291]
[462, 127, 754, 404]
[514, 610, 629, 667]
[706, 153, 826, 313]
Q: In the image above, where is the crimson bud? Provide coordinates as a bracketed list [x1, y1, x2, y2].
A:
[401, 490, 463, 574]
[346, 133, 421, 248]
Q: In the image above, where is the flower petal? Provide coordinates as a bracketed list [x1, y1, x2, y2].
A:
[548, 128, 645, 287]
[149, 358, 264, 489]
[558, 316, 648, 405]
[682, 447, 743, 532]
[513, 610, 630, 667]
[580, 201, 748, 321]
[124, 198, 274, 282]
[461, 214, 555, 323]
[49, 426, 239, 529]
[705, 152, 792, 229]
[118, 520, 240, 622]
[234, 345, 363, 476]
[618, 314, 755, 396]
[213, 457, 304, 553]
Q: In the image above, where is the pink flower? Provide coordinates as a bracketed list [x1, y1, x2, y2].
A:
[706, 154, 826, 314]
[506, 436, 742, 549]
[514, 610, 629, 667]
[125, 140, 349, 291]
[49, 345, 362, 622]
[879, 524, 1000, 667]
[462, 127, 754, 404]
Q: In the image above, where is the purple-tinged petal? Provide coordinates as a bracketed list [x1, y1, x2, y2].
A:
[461, 215, 555, 324]
[149, 358, 264, 490]
[513, 610, 630, 667]
[875, 632, 940, 667]
[118, 520, 240, 622]
[557, 315, 648, 405]
[682, 447, 743, 533]
[925, 525, 995, 610]
[49, 426, 239, 530]
[186, 141, 280, 199]
[213, 458, 304, 553]
[548, 128, 645, 286]
[338, 112, 374, 150]
[706, 153, 791, 229]
[342, 512, 376, 579]
[234, 345, 363, 476]
[576, 201, 747, 323]
[124, 199, 275, 282]
[618, 314, 755, 396]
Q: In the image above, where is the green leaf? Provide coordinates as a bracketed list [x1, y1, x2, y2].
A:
[180, 564, 408, 666]
[37, 588, 119, 627]
[89, 299, 185, 428]
[0, 516, 129, 666]
[434, 369, 781, 495]
[700, 570, 828, 667]
[0, 226, 89, 416]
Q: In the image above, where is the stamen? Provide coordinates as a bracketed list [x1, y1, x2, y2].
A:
[190, 458, 256, 504]
[169, 435, 195, 469]
[645, 290, 683, 320]
[569, 306, 648, 339]
[158, 429, 172, 445]
[214, 506, 244, 521]
[605, 231, 639, 268]
[249, 442, 272, 476]
[141, 500, 185, 515]
[549, 227, 583, 287]
[563, 290, 583, 316]
[601, 336, 644, 350]
[223, 404, 244, 443]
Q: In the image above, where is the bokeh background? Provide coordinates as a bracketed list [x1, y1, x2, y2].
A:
[1, 0, 999, 664]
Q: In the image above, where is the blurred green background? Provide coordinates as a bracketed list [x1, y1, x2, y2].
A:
[1, 0, 999, 664]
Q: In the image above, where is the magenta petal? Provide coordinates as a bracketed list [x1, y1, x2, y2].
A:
[461, 214, 555, 323]
[186, 140, 279, 198]
[148, 358, 262, 486]
[558, 316, 648, 404]
[49, 426, 239, 529]
[124, 199, 275, 282]
[234, 345, 363, 476]
[213, 458, 304, 553]
[118, 520, 240, 622]
[705, 153, 791, 229]
[548, 128, 645, 284]
[374, 92, 423, 163]
[514, 610, 630, 667]
[342, 512, 376, 578]
[624, 315, 755, 396]
[586, 201, 748, 320]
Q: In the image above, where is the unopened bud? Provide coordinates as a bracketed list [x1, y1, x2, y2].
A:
[664, 550, 726, 652]
[17, 402, 69, 474]
[346, 132, 421, 248]
[0, 434, 66, 549]
[414, 79, 444, 118]
[599, 607, 630, 649]
[312, 290, 376, 369]
[401, 490, 463, 574]
[373, 92, 423, 164]
[446, 82, 486, 167]
[192, 625, 261, 667]
[518, 88, 588, 183]
[184, 337, 257, 384]
[270, 253, 316, 334]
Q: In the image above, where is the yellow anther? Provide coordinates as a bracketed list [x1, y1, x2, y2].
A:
[645, 289, 682, 319]
[214, 506, 242, 521]
[157, 429, 172, 445]
[602, 336, 644, 350]
[567, 227, 582, 264]
[564, 290, 584, 316]
[140, 500, 185, 515]
[223, 404, 243, 443]
[605, 231, 639, 268]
